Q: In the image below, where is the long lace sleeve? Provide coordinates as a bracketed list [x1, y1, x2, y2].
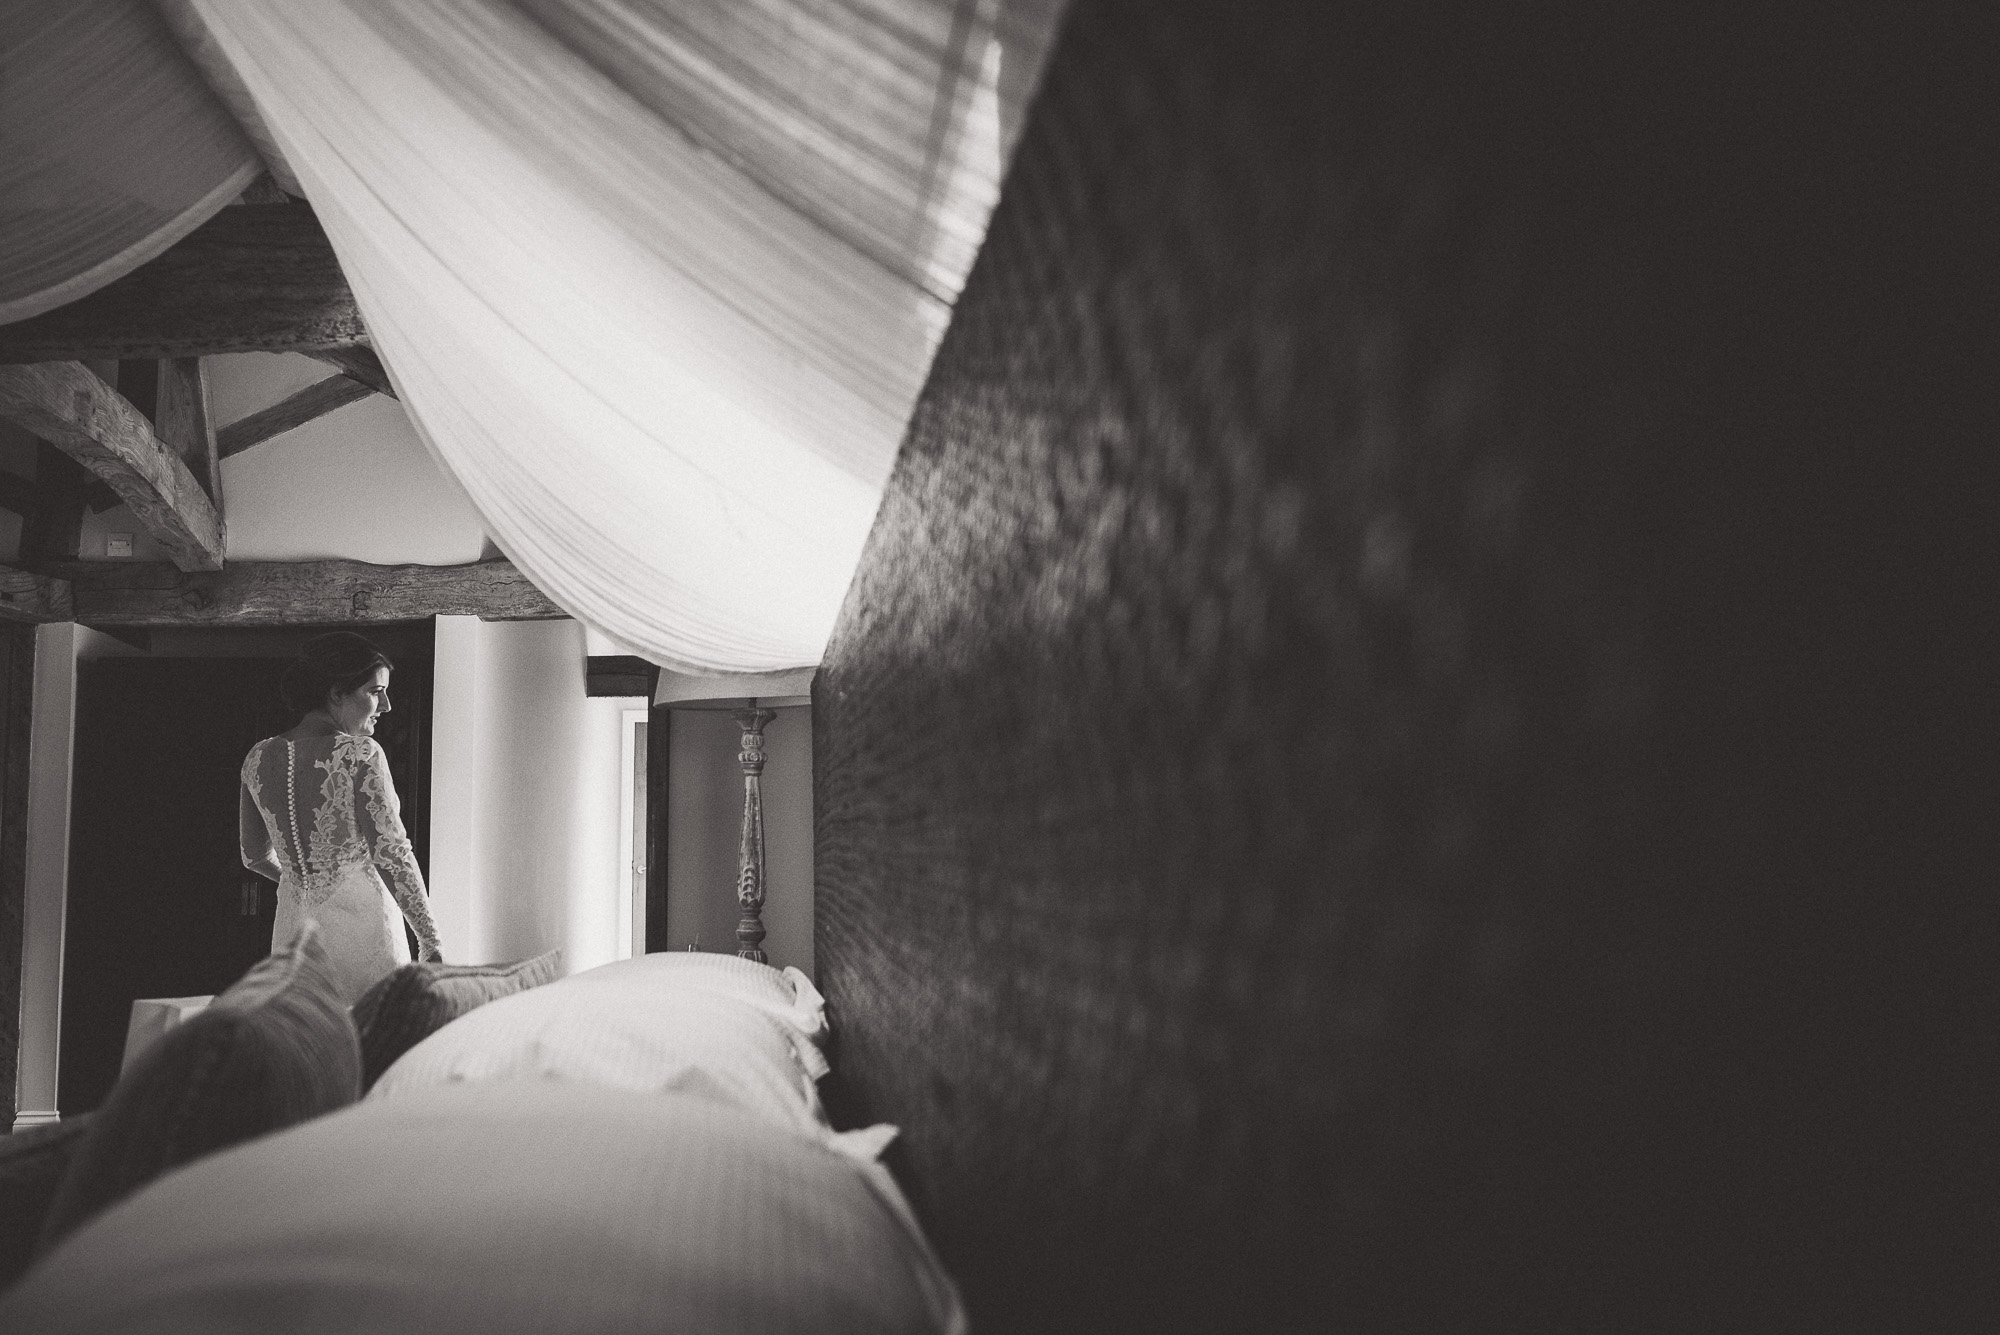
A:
[357, 739, 443, 961]
[240, 744, 281, 881]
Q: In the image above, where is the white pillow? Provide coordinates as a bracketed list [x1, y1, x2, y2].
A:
[369, 952, 835, 1143]
[0, 1081, 965, 1335]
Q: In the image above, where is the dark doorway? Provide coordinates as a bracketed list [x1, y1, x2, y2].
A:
[644, 703, 669, 953]
[58, 624, 434, 1115]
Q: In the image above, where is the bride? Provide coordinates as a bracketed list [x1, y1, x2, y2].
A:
[239, 632, 445, 1002]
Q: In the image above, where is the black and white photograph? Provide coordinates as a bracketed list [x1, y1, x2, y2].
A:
[0, 0, 1987, 1331]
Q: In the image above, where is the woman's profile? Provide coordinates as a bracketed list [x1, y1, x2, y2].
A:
[239, 632, 444, 1001]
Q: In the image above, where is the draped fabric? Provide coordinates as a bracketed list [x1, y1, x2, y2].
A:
[0, 0, 261, 323]
[152, 1, 303, 198]
[180, 0, 1066, 672]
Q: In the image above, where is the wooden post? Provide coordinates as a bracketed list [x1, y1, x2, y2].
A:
[155, 358, 223, 506]
[733, 706, 777, 963]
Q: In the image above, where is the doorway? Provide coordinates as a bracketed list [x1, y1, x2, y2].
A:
[617, 707, 648, 959]
[57, 624, 434, 1114]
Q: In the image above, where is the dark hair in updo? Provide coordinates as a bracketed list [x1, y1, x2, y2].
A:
[280, 632, 394, 717]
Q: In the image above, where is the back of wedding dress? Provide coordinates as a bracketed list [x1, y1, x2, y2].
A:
[240, 734, 441, 1001]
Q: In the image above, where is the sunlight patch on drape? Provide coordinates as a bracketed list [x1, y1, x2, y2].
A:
[182, 0, 1065, 672]
[0, 0, 260, 323]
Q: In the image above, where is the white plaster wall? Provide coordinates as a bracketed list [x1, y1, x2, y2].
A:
[427, 618, 625, 976]
[77, 501, 171, 563]
[568, 695, 627, 972]
[426, 617, 484, 966]
[64, 352, 491, 566]
[218, 392, 488, 565]
[663, 705, 813, 977]
[204, 352, 327, 427]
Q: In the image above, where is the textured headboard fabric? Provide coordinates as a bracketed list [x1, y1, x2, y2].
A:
[813, 1, 1988, 1331]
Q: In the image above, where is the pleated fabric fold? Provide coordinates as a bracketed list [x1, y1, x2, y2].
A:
[0, 0, 262, 323]
[179, 0, 1065, 672]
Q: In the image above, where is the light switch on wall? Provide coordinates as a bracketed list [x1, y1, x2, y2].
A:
[105, 533, 133, 557]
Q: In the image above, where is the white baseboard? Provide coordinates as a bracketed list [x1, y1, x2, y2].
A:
[11, 1109, 62, 1132]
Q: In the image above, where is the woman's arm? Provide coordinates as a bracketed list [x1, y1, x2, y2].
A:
[239, 761, 283, 883]
[357, 740, 443, 962]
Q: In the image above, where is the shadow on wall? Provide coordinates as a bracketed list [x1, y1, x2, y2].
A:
[663, 706, 813, 977]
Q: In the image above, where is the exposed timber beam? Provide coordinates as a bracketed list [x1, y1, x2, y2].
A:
[156, 357, 223, 505]
[234, 175, 294, 206]
[0, 565, 73, 624]
[305, 346, 395, 398]
[81, 359, 221, 513]
[218, 374, 376, 460]
[56, 559, 565, 626]
[0, 363, 225, 572]
[0, 204, 370, 365]
[586, 655, 661, 699]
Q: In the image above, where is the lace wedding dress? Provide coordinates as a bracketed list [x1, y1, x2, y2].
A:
[240, 733, 443, 1003]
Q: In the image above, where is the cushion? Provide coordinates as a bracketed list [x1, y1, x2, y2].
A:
[0, 1116, 93, 1291]
[368, 953, 834, 1142]
[35, 922, 360, 1253]
[351, 949, 564, 1090]
[1, 1082, 964, 1334]
[116, 995, 213, 1078]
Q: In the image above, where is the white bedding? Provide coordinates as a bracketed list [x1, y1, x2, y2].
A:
[0, 1081, 965, 1335]
[369, 952, 845, 1148]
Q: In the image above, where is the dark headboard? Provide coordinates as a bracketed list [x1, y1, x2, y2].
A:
[814, 1, 1987, 1330]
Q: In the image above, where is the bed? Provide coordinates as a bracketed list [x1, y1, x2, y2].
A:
[0, 926, 965, 1334]
[0, 0, 1977, 1329]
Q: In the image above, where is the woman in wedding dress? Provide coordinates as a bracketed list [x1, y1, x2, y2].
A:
[239, 633, 444, 1002]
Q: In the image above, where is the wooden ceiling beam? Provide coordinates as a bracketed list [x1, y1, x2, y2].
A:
[0, 363, 225, 572]
[218, 374, 376, 460]
[235, 175, 294, 206]
[0, 565, 74, 624]
[78, 359, 225, 512]
[585, 655, 661, 699]
[156, 357, 223, 506]
[0, 204, 374, 367]
[55, 558, 565, 626]
[304, 346, 395, 399]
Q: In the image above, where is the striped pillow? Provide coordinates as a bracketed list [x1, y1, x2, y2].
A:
[352, 950, 565, 1091]
[1, 1083, 967, 1334]
[366, 954, 834, 1143]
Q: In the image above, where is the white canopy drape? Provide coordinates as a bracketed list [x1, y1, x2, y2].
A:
[177, 0, 1064, 672]
[0, 0, 260, 323]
